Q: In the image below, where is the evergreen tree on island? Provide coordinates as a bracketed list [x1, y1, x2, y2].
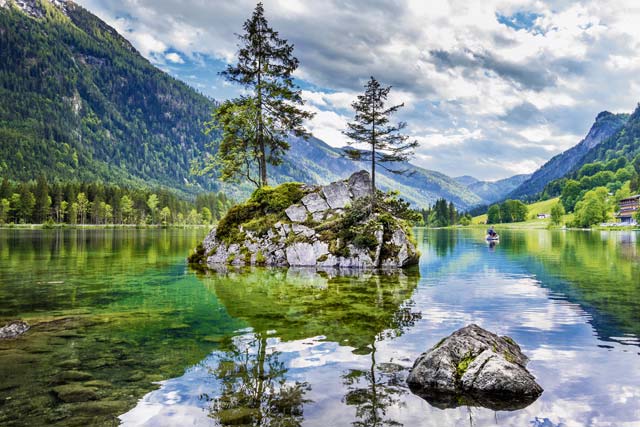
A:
[200, 2, 313, 188]
[343, 77, 418, 209]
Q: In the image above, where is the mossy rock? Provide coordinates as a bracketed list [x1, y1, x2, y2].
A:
[67, 399, 130, 416]
[187, 243, 207, 265]
[216, 406, 262, 425]
[216, 183, 306, 243]
[56, 359, 81, 369]
[53, 384, 98, 403]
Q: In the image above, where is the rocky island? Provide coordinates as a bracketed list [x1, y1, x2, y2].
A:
[189, 171, 420, 269]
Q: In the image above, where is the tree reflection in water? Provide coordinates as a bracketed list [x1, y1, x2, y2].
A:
[202, 333, 311, 427]
[199, 267, 421, 426]
[342, 302, 421, 427]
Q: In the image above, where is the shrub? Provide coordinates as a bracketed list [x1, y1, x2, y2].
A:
[187, 244, 207, 265]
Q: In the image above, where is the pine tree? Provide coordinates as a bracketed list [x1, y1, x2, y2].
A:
[344, 77, 418, 209]
[202, 2, 313, 188]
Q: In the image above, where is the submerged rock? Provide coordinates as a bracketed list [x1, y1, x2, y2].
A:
[195, 171, 420, 269]
[52, 384, 98, 403]
[0, 320, 30, 339]
[407, 324, 543, 411]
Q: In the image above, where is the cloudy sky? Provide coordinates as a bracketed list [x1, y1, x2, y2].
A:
[77, 0, 640, 181]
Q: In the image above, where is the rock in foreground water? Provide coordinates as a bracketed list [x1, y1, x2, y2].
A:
[407, 324, 543, 410]
[0, 320, 30, 339]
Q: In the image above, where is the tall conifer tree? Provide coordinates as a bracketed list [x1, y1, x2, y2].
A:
[203, 3, 313, 188]
[343, 77, 418, 209]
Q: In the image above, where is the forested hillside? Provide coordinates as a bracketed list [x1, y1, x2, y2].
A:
[0, 0, 216, 193]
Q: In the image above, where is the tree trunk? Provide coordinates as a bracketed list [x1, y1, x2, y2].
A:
[371, 100, 376, 212]
[257, 33, 268, 188]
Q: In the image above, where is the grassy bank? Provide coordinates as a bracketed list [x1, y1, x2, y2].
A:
[472, 197, 574, 229]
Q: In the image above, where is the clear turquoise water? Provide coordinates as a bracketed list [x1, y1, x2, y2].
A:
[1, 228, 639, 426]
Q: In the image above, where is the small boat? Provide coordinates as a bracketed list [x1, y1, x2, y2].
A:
[486, 234, 499, 241]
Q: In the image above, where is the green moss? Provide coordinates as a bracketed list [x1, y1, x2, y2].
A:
[52, 384, 98, 403]
[504, 351, 516, 364]
[255, 250, 266, 265]
[455, 352, 476, 379]
[316, 254, 328, 262]
[243, 213, 280, 236]
[240, 246, 251, 263]
[51, 370, 93, 385]
[502, 336, 516, 346]
[251, 183, 305, 213]
[285, 232, 312, 245]
[380, 243, 400, 261]
[216, 202, 260, 243]
[226, 253, 236, 265]
[352, 232, 378, 251]
[215, 183, 305, 244]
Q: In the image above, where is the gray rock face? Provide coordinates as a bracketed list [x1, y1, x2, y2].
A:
[301, 192, 330, 213]
[0, 320, 30, 339]
[200, 171, 419, 269]
[348, 170, 372, 199]
[285, 241, 329, 266]
[285, 204, 308, 222]
[407, 324, 542, 410]
[322, 181, 351, 209]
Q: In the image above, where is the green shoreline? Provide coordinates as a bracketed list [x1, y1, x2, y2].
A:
[436, 223, 640, 231]
[0, 224, 213, 230]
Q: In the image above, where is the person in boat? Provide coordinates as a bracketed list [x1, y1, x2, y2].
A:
[487, 226, 497, 238]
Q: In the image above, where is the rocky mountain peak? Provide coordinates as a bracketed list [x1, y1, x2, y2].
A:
[2, 0, 72, 18]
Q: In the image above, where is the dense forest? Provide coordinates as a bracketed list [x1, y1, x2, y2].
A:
[416, 198, 472, 227]
[0, 176, 233, 225]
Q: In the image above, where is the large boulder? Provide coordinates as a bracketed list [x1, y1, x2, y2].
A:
[348, 170, 372, 199]
[194, 171, 420, 269]
[407, 324, 543, 410]
[0, 320, 30, 339]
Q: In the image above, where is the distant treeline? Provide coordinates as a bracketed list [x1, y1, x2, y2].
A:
[486, 199, 528, 224]
[416, 198, 472, 227]
[0, 176, 234, 225]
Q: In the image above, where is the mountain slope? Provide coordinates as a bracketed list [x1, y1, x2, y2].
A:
[507, 111, 628, 200]
[454, 175, 480, 187]
[580, 104, 640, 165]
[0, 0, 483, 209]
[273, 137, 483, 209]
[467, 174, 530, 204]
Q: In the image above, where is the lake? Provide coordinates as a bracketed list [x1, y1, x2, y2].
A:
[0, 228, 639, 426]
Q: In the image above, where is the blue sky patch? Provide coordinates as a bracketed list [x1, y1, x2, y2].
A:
[496, 11, 543, 32]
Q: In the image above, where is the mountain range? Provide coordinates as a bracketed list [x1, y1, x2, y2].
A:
[506, 111, 629, 201]
[1, 0, 638, 211]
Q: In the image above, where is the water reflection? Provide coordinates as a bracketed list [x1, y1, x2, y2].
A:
[3, 229, 640, 426]
[203, 333, 311, 426]
[341, 351, 407, 427]
[202, 268, 421, 426]
[199, 267, 420, 350]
